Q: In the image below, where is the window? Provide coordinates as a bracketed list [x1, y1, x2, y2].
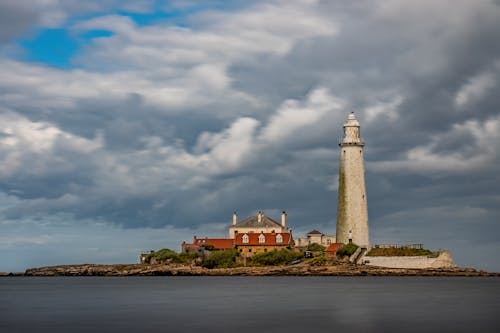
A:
[258, 234, 266, 244]
[242, 234, 249, 244]
[276, 234, 283, 243]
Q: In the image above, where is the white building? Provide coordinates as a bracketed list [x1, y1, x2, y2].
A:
[336, 112, 370, 247]
[229, 211, 290, 239]
[295, 230, 336, 248]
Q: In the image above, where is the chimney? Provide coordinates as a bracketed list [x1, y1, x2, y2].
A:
[258, 211, 263, 223]
[281, 211, 287, 227]
[232, 211, 238, 225]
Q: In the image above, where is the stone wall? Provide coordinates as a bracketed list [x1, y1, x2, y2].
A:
[363, 251, 455, 269]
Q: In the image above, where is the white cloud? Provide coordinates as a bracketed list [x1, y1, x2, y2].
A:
[0, 110, 103, 178]
[71, 0, 337, 69]
[370, 116, 500, 174]
[195, 117, 260, 174]
[455, 72, 497, 108]
[260, 88, 344, 142]
[0, 1, 340, 118]
[365, 96, 402, 123]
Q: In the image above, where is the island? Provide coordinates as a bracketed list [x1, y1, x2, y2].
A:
[6, 263, 497, 277]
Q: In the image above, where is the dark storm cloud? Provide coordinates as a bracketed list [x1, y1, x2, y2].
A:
[0, 1, 38, 43]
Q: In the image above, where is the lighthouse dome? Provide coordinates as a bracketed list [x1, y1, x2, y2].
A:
[344, 112, 360, 127]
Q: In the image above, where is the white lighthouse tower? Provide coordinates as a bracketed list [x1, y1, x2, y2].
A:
[336, 112, 369, 247]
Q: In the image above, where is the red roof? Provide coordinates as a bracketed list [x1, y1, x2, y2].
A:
[183, 243, 201, 250]
[193, 238, 234, 250]
[234, 232, 293, 246]
[326, 243, 344, 252]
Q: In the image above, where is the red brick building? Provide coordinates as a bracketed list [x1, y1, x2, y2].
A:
[182, 237, 234, 255]
[325, 243, 344, 258]
[234, 232, 294, 257]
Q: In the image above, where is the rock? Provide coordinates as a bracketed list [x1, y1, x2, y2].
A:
[17, 263, 500, 277]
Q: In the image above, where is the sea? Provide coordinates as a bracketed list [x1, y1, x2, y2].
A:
[1, 276, 499, 333]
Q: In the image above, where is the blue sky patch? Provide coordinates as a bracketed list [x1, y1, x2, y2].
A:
[18, 29, 79, 68]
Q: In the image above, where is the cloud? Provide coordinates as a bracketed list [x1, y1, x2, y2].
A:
[369, 115, 500, 174]
[0, 86, 343, 228]
[455, 71, 497, 108]
[364, 96, 402, 123]
[261, 88, 344, 143]
[0, 110, 103, 180]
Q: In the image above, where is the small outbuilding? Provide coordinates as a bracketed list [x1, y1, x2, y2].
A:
[325, 243, 344, 258]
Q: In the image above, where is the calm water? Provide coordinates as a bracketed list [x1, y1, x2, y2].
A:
[1, 276, 499, 333]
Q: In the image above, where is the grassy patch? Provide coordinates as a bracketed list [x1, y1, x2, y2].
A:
[367, 247, 434, 257]
[306, 254, 329, 266]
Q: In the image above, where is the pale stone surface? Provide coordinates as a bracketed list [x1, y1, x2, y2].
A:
[363, 251, 455, 269]
[336, 113, 369, 247]
[228, 212, 289, 238]
[295, 230, 336, 247]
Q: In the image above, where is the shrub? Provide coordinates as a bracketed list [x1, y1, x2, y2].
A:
[146, 248, 198, 264]
[306, 243, 326, 252]
[153, 248, 179, 261]
[145, 248, 179, 263]
[336, 243, 359, 257]
[201, 249, 239, 269]
[252, 249, 304, 266]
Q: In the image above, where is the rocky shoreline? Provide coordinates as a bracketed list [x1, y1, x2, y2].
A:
[0, 263, 497, 277]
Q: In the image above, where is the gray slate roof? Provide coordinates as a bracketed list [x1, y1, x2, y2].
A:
[234, 214, 282, 228]
[307, 229, 323, 235]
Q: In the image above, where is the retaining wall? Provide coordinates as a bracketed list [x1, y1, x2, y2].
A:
[363, 251, 454, 269]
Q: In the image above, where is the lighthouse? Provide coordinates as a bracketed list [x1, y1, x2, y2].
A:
[336, 112, 369, 247]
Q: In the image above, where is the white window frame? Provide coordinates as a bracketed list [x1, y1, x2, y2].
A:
[276, 234, 283, 243]
[258, 234, 266, 244]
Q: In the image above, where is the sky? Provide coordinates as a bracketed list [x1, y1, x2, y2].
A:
[0, 0, 499, 272]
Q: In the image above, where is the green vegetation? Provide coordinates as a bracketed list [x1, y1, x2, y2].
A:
[367, 247, 434, 257]
[202, 244, 215, 251]
[306, 243, 326, 252]
[152, 248, 179, 261]
[251, 249, 304, 266]
[201, 249, 239, 269]
[146, 248, 197, 264]
[336, 243, 359, 257]
[307, 254, 329, 266]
